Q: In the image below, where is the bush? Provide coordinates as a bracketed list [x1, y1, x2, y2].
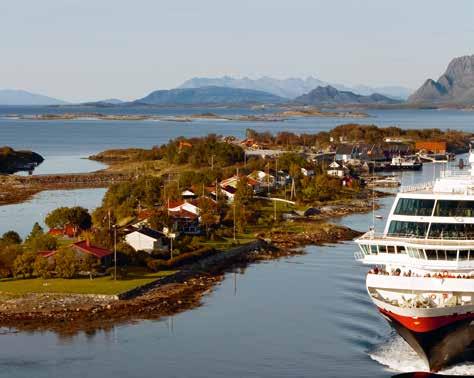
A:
[54, 248, 79, 278]
[13, 252, 36, 278]
[33, 255, 53, 279]
[106, 266, 128, 280]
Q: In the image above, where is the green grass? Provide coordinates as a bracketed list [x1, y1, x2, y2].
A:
[199, 233, 257, 251]
[0, 268, 176, 296]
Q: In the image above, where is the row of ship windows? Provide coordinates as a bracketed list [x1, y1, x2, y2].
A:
[394, 198, 474, 217]
[387, 221, 474, 239]
[360, 244, 474, 261]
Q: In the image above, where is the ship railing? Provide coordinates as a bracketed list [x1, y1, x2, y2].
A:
[399, 181, 433, 193]
[358, 232, 474, 245]
[354, 251, 365, 261]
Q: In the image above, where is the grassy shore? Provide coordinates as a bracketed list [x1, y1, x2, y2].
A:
[0, 268, 175, 296]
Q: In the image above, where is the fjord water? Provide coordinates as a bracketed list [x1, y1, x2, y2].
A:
[2, 108, 474, 377]
[1, 106, 474, 174]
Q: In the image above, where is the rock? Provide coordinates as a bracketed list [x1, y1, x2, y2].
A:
[409, 55, 474, 104]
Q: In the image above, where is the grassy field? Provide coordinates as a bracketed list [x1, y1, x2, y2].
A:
[0, 268, 176, 296]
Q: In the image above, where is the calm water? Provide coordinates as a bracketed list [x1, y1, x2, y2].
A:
[1, 106, 474, 174]
[2, 108, 474, 377]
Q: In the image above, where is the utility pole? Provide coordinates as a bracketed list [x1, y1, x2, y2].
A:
[113, 225, 117, 281]
[233, 202, 236, 242]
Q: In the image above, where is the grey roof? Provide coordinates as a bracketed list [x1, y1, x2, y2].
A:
[130, 227, 166, 240]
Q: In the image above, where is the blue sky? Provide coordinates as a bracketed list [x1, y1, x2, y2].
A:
[1, 0, 473, 102]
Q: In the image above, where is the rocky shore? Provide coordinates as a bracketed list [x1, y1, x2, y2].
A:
[0, 223, 360, 333]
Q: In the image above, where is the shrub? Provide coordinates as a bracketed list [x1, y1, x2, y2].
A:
[33, 255, 53, 279]
[13, 252, 36, 278]
[54, 248, 79, 278]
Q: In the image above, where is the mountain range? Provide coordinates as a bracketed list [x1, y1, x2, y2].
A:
[179, 76, 412, 100]
[294, 86, 400, 105]
[0, 89, 68, 106]
[134, 86, 285, 105]
[409, 55, 474, 104]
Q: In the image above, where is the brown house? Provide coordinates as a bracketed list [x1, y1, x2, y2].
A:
[415, 141, 447, 154]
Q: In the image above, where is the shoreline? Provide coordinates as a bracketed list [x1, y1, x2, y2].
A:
[3, 108, 369, 123]
[0, 221, 364, 334]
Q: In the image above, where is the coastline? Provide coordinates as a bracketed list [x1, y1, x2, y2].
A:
[3, 107, 369, 123]
[0, 219, 365, 333]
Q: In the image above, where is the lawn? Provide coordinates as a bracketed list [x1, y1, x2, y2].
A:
[0, 268, 176, 296]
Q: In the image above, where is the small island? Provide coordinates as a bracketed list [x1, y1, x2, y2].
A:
[0, 146, 44, 174]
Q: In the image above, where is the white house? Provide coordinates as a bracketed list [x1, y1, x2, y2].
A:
[168, 200, 200, 215]
[125, 227, 167, 253]
[327, 161, 348, 178]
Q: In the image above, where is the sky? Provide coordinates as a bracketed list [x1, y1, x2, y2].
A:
[1, 0, 473, 102]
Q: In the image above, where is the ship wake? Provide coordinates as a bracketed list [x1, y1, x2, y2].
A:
[368, 334, 474, 376]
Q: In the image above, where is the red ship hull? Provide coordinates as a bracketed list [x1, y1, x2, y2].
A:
[378, 306, 474, 372]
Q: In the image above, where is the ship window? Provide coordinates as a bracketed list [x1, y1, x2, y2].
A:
[378, 245, 387, 253]
[396, 246, 406, 254]
[437, 250, 446, 260]
[446, 250, 458, 261]
[370, 245, 378, 254]
[394, 198, 435, 216]
[434, 200, 474, 217]
[425, 249, 437, 260]
[388, 221, 429, 237]
[429, 223, 474, 239]
[459, 250, 469, 260]
[387, 246, 396, 254]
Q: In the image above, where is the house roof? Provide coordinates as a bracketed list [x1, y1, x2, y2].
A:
[137, 209, 156, 221]
[38, 250, 56, 258]
[181, 189, 196, 197]
[335, 144, 355, 155]
[128, 226, 165, 240]
[73, 240, 113, 258]
[169, 208, 199, 220]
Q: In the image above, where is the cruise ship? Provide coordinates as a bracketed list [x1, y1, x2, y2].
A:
[355, 144, 474, 372]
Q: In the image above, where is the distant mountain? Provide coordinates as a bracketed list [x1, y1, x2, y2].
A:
[82, 98, 125, 106]
[0, 89, 68, 105]
[179, 76, 327, 99]
[350, 85, 412, 100]
[179, 76, 412, 100]
[294, 85, 400, 105]
[409, 55, 474, 104]
[134, 86, 284, 105]
[99, 98, 124, 105]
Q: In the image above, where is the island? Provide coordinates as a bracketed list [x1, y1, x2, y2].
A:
[0, 124, 472, 333]
[0, 146, 44, 174]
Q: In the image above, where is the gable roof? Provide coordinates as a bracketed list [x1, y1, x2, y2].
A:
[128, 226, 165, 240]
[73, 240, 113, 258]
[335, 144, 355, 155]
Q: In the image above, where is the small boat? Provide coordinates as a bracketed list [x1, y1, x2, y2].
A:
[375, 214, 383, 219]
[389, 155, 423, 170]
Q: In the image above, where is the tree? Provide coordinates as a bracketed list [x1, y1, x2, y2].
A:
[25, 222, 44, 243]
[80, 254, 100, 280]
[33, 255, 52, 279]
[54, 248, 79, 278]
[0, 244, 22, 278]
[198, 197, 219, 238]
[13, 252, 36, 278]
[0, 230, 22, 245]
[45, 206, 92, 234]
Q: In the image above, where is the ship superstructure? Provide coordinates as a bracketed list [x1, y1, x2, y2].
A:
[355, 143, 474, 372]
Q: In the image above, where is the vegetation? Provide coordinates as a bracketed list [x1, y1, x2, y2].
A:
[45, 206, 92, 232]
[0, 269, 175, 296]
